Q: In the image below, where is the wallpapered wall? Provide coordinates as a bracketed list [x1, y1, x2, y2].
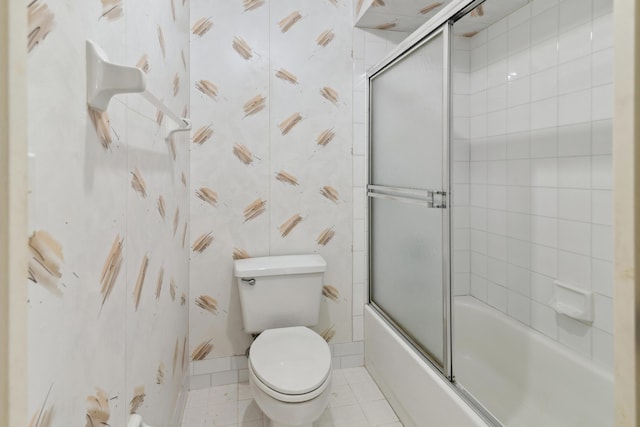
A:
[189, 0, 354, 363]
[26, 0, 190, 425]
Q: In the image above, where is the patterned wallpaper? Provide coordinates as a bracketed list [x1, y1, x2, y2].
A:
[26, 0, 190, 426]
[189, 0, 354, 361]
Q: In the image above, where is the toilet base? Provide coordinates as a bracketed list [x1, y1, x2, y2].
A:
[249, 364, 330, 427]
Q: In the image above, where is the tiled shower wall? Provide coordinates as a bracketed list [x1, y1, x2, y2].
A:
[452, 0, 614, 367]
[27, 0, 190, 425]
[188, 0, 355, 386]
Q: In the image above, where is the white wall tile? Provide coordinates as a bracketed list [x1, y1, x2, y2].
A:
[487, 85, 508, 112]
[487, 210, 507, 235]
[592, 84, 613, 120]
[531, 244, 558, 277]
[559, 0, 592, 33]
[592, 258, 613, 297]
[558, 156, 591, 188]
[531, 158, 557, 187]
[509, 4, 532, 29]
[557, 219, 591, 255]
[531, 97, 559, 129]
[487, 257, 508, 286]
[558, 123, 592, 157]
[211, 370, 238, 386]
[507, 264, 531, 297]
[487, 60, 507, 88]
[471, 68, 489, 93]
[488, 282, 508, 313]
[531, 68, 558, 101]
[507, 77, 531, 107]
[508, 22, 531, 56]
[592, 155, 612, 189]
[507, 212, 530, 241]
[531, 38, 559, 73]
[558, 24, 591, 63]
[507, 132, 530, 159]
[508, 290, 531, 325]
[558, 188, 591, 222]
[487, 110, 507, 136]
[488, 186, 508, 210]
[591, 119, 612, 155]
[507, 104, 531, 133]
[531, 272, 554, 304]
[592, 224, 613, 261]
[333, 341, 364, 357]
[592, 48, 613, 86]
[454, 273, 471, 296]
[558, 250, 591, 289]
[353, 316, 364, 341]
[592, 13, 613, 51]
[190, 374, 212, 390]
[471, 274, 488, 302]
[531, 300, 558, 339]
[593, 294, 613, 334]
[530, 187, 557, 217]
[471, 252, 488, 278]
[507, 51, 531, 80]
[531, 216, 557, 247]
[508, 159, 531, 186]
[193, 357, 231, 376]
[508, 186, 531, 214]
[530, 128, 558, 158]
[558, 90, 591, 126]
[558, 55, 591, 95]
[531, 6, 559, 45]
[487, 161, 507, 184]
[593, 0, 613, 18]
[488, 17, 509, 39]
[488, 33, 508, 63]
[507, 238, 531, 269]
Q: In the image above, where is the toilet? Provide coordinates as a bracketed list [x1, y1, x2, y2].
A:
[234, 254, 332, 427]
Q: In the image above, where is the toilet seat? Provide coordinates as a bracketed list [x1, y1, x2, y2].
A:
[249, 326, 331, 403]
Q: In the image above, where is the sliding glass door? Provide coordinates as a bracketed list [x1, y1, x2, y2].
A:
[368, 26, 450, 373]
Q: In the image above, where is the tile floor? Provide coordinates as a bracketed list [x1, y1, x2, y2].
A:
[181, 367, 404, 427]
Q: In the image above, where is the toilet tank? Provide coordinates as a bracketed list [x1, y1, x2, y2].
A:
[233, 254, 327, 334]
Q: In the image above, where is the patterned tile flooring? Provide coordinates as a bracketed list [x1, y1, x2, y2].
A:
[181, 367, 404, 427]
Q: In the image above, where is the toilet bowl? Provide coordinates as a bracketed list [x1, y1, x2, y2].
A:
[248, 326, 332, 427]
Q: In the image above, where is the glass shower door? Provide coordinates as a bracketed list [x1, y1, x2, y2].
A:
[368, 27, 450, 373]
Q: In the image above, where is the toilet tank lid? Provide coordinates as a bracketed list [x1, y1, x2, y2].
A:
[234, 254, 326, 277]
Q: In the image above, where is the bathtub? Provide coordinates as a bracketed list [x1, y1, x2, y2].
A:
[365, 296, 614, 427]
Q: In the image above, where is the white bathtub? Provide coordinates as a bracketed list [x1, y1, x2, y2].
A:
[365, 296, 614, 427]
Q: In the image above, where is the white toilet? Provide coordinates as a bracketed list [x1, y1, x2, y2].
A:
[234, 254, 332, 427]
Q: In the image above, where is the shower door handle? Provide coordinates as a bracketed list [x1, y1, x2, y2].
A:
[367, 186, 447, 209]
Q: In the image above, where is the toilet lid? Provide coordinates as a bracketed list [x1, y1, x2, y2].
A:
[250, 326, 331, 395]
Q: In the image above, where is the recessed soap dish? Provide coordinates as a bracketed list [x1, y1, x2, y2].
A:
[549, 280, 593, 324]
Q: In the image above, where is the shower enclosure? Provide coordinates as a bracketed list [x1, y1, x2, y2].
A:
[367, 0, 614, 425]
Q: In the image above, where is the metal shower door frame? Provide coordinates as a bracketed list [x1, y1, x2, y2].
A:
[366, 23, 452, 379]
